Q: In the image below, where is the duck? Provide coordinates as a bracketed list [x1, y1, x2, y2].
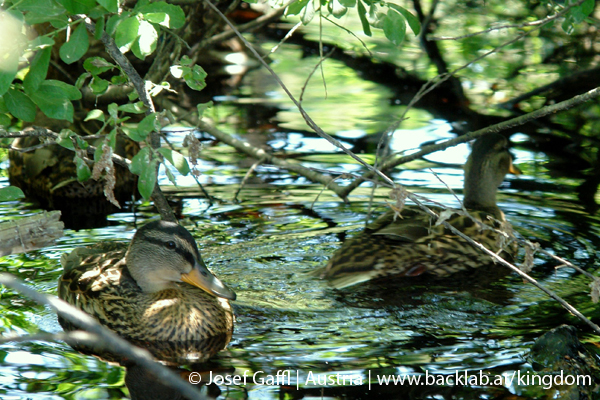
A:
[321, 133, 521, 289]
[58, 220, 236, 365]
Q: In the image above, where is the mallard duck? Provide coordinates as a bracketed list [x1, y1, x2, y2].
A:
[321, 133, 521, 289]
[58, 220, 236, 365]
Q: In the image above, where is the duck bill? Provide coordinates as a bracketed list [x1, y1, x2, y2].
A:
[509, 156, 522, 175]
[181, 261, 236, 301]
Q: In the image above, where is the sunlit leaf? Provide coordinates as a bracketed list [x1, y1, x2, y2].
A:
[286, 0, 309, 16]
[387, 3, 420, 35]
[356, 0, 371, 36]
[137, 2, 185, 29]
[383, 10, 406, 46]
[131, 20, 157, 59]
[115, 16, 140, 53]
[84, 109, 105, 122]
[143, 12, 170, 27]
[328, 0, 347, 18]
[157, 148, 190, 176]
[118, 101, 146, 114]
[301, 0, 316, 24]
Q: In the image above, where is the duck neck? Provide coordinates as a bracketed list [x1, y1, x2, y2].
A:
[463, 166, 502, 219]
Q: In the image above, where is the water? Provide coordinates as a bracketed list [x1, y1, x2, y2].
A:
[2, 24, 600, 400]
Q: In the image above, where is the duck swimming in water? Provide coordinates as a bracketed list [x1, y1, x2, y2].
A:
[58, 220, 235, 364]
[321, 134, 520, 289]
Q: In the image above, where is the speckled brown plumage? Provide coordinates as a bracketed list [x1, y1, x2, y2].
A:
[322, 134, 519, 289]
[58, 221, 235, 365]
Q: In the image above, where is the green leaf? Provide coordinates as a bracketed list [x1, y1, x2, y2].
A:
[108, 103, 119, 120]
[94, 16, 105, 40]
[56, 0, 96, 14]
[25, 12, 68, 28]
[286, 0, 310, 16]
[84, 109, 105, 122]
[338, 0, 355, 7]
[28, 36, 55, 51]
[173, 64, 207, 91]
[387, 3, 420, 35]
[164, 165, 177, 185]
[83, 57, 115, 75]
[136, 113, 158, 140]
[89, 76, 110, 94]
[328, 0, 348, 18]
[357, 0, 371, 36]
[383, 10, 406, 46]
[115, 16, 140, 53]
[139, 158, 158, 200]
[23, 47, 52, 94]
[137, 2, 185, 29]
[43, 80, 82, 100]
[59, 23, 90, 64]
[106, 14, 125, 36]
[129, 146, 150, 175]
[29, 82, 74, 121]
[118, 102, 146, 114]
[143, 12, 170, 27]
[74, 156, 92, 182]
[130, 147, 158, 200]
[0, 114, 11, 127]
[16, 0, 66, 15]
[131, 20, 157, 59]
[0, 186, 25, 201]
[97, 0, 118, 13]
[56, 130, 76, 150]
[4, 89, 36, 122]
[301, 0, 316, 24]
[157, 148, 190, 176]
[581, 0, 595, 15]
[197, 101, 213, 118]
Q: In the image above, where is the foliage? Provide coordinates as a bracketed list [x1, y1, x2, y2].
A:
[0, 0, 203, 201]
[284, 0, 420, 46]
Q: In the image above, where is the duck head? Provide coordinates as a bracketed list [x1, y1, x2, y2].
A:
[125, 220, 236, 300]
[463, 134, 520, 216]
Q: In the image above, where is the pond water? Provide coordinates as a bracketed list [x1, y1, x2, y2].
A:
[2, 20, 600, 400]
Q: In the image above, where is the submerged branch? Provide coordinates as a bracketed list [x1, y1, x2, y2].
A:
[340, 86, 600, 198]
[0, 274, 205, 400]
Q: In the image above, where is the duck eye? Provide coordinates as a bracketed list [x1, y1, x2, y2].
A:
[166, 241, 176, 249]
